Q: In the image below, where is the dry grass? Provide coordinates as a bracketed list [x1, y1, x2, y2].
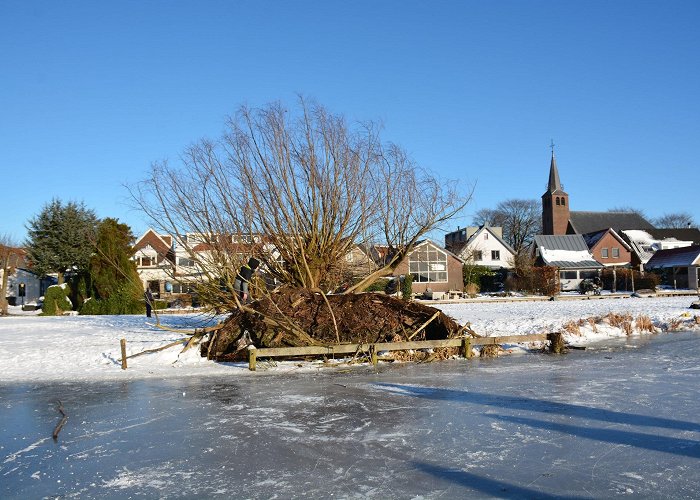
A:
[605, 312, 633, 329]
[480, 344, 501, 358]
[667, 318, 684, 332]
[562, 320, 581, 336]
[695, 315, 700, 325]
[635, 315, 655, 333]
[586, 317, 599, 333]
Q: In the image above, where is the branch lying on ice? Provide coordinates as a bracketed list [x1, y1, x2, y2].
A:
[53, 400, 68, 440]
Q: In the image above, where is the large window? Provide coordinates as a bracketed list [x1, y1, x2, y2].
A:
[409, 245, 448, 283]
[491, 250, 500, 261]
[473, 250, 483, 261]
[178, 257, 195, 267]
[560, 270, 577, 280]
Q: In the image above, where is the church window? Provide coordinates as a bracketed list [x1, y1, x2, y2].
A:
[561, 197, 566, 206]
[556, 197, 560, 206]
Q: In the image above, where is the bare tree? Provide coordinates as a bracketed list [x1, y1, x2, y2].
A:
[0, 235, 22, 315]
[131, 98, 470, 312]
[608, 206, 648, 219]
[472, 199, 540, 252]
[654, 212, 696, 229]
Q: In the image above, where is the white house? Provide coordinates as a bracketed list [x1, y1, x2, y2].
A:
[445, 226, 515, 270]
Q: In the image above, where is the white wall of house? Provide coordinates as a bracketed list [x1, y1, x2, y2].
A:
[7, 269, 44, 303]
[457, 228, 514, 269]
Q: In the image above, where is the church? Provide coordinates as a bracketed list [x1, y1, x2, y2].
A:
[541, 150, 655, 236]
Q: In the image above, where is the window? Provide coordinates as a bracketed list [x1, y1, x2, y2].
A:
[580, 270, 598, 279]
[473, 250, 483, 261]
[601, 248, 609, 259]
[560, 270, 578, 280]
[178, 257, 195, 267]
[409, 245, 448, 283]
[172, 283, 195, 294]
[484, 233, 489, 240]
[491, 250, 500, 260]
[612, 247, 620, 258]
[140, 256, 154, 267]
[561, 197, 566, 206]
[556, 197, 561, 206]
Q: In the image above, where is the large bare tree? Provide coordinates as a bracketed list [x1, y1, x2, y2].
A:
[132, 98, 470, 311]
[654, 212, 696, 229]
[473, 198, 541, 252]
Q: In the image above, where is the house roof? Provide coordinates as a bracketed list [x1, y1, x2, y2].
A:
[646, 245, 700, 269]
[647, 228, 700, 245]
[534, 234, 603, 269]
[582, 228, 632, 252]
[134, 229, 173, 257]
[451, 225, 516, 257]
[568, 211, 655, 235]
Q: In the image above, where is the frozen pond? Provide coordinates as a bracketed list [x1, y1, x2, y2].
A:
[3, 331, 700, 498]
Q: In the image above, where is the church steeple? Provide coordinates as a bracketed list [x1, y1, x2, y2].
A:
[546, 150, 563, 193]
[541, 143, 570, 235]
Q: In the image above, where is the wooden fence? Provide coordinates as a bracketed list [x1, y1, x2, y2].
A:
[248, 333, 554, 371]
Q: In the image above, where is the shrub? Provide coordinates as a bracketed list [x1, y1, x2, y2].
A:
[463, 265, 493, 288]
[79, 286, 145, 315]
[400, 274, 413, 301]
[42, 285, 73, 315]
[365, 279, 390, 293]
[601, 268, 661, 292]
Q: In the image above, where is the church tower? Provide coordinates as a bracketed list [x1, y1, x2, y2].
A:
[541, 148, 570, 235]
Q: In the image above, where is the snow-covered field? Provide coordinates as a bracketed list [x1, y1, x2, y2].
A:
[0, 296, 698, 383]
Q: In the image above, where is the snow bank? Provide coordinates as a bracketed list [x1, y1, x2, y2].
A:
[0, 297, 698, 382]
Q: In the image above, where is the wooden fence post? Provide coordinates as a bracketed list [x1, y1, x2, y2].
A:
[120, 339, 127, 370]
[549, 332, 566, 354]
[249, 348, 257, 371]
[462, 338, 473, 359]
[370, 344, 377, 366]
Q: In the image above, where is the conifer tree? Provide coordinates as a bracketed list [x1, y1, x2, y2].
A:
[25, 199, 98, 284]
[89, 218, 142, 300]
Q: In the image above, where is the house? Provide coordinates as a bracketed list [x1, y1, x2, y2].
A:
[645, 245, 700, 290]
[542, 150, 656, 236]
[582, 228, 632, 267]
[392, 240, 463, 295]
[133, 229, 176, 297]
[621, 229, 695, 271]
[5, 268, 56, 306]
[445, 225, 515, 270]
[533, 234, 603, 291]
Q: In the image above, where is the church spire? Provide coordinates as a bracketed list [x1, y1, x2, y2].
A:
[547, 151, 562, 193]
[547, 142, 563, 193]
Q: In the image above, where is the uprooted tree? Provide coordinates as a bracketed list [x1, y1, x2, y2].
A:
[131, 98, 471, 355]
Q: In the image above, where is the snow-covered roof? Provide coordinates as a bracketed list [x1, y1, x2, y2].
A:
[534, 235, 602, 269]
[645, 245, 700, 269]
[622, 229, 694, 264]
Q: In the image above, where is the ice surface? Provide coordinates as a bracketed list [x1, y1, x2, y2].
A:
[2, 332, 700, 498]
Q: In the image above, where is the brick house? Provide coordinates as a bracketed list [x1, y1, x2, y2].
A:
[392, 240, 463, 295]
[582, 228, 632, 267]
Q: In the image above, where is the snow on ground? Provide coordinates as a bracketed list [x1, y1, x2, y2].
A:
[0, 296, 698, 383]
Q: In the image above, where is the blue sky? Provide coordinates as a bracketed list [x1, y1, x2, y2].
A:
[2, 0, 699, 243]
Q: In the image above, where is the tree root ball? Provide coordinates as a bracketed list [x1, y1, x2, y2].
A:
[202, 289, 463, 361]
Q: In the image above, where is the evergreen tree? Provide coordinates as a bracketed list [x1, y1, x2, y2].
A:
[89, 218, 142, 300]
[25, 199, 98, 284]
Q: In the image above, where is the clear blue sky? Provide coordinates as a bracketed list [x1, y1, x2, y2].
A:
[2, 0, 699, 243]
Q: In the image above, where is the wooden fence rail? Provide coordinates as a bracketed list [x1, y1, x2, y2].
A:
[248, 333, 554, 371]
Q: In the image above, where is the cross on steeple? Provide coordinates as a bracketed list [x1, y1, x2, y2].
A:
[550, 139, 555, 155]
